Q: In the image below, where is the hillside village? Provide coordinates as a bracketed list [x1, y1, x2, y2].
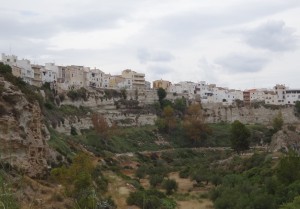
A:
[1, 53, 300, 106]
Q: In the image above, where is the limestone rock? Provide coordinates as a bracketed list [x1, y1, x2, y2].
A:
[0, 80, 58, 178]
[269, 129, 300, 153]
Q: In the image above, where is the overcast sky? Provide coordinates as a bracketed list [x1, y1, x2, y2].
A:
[1, 0, 300, 90]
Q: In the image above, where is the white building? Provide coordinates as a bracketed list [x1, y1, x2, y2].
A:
[168, 81, 196, 99]
[103, 74, 111, 88]
[285, 89, 300, 105]
[227, 90, 243, 104]
[274, 84, 286, 105]
[117, 78, 132, 89]
[86, 68, 104, 88]
[194, 81, 214, 103]
[42, 63, 59, 83]
[1, 53, 34, 84]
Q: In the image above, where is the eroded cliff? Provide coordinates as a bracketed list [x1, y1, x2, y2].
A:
[0, 78, 57, 177]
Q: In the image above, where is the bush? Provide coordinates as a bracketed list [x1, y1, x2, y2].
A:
[127, 189, 172, 209]
[136, 166, 147, 179]
[162, 179, 178, 195]
[71, 126, 78, 135]
[44, 102, 54, 109]
[179, 168, 190, 178]
[67, 87, 88, 101]
[0, 175, 19, 209]
[149, 175, 164, 187]
[272, 112, 284, 132]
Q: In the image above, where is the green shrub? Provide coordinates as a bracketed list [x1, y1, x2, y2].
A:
[44, 102, 54, 109]
[162, 179, 178, 195]
[127, 189, 172, 209]
[71, 126, 78, 135]
[67, 87, 88, 101]
[179, 168, 190, 178]
[0, 175, 19, 209]
[149, 175, 164, 187]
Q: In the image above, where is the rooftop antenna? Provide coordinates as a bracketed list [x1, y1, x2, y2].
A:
[9, 43, 12, 54]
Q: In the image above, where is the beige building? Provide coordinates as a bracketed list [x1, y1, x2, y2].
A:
[121, 69, 145, 90]
[109, 75, 125, 89]
[64, 65, 86, 89]
[31, 65, 43, 87]
[274, 84, 286, 105]
[153, 79, 171, 90]
[264, 91, 277, 105]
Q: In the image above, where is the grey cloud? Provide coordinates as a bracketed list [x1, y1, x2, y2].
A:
[0, 13, 59, 39]
[0, 3, 131, 40]
[216, 54, 269, 73]
[152, 1, 300, 41]
[137, 48, 174, 64]
[242, 21, 298, 51]
[60, 11, 127, 31]
[147, 65, 173, 77]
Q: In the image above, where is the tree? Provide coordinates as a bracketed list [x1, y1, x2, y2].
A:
[91, 113, 110, 146]
[157, 88, 167, 107]
[155, 105, 177, 133]
[277, 152, 300, 185]
[162, 179, 178, 195]
[51, 153, 95, 208]
[174, 97, 187, 114]
[280, 196, 300, 209]
[230, 120, 250, 154]
[272, 111, 283, 132]
[182, 104, 211, 145]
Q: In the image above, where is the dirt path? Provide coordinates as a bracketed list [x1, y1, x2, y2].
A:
[115, 146, 267, 158]
[115, 147, 232, 157]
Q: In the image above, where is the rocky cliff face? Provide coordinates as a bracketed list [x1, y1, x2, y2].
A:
[56, 96, 300, 136]
[269, 125, 300, 153]
[0, 79, 57, 177]
[202, 103, 299, 124]
[56, 92, 158, 135]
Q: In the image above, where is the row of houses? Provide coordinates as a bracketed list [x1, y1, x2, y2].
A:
[1, 53, 149, 91]
[153, 79, 300, 106]
[2, 53, 299, 106]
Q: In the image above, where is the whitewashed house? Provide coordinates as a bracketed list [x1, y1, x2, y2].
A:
[285, 89, 300, 105]
[86, 68, 104, 88]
